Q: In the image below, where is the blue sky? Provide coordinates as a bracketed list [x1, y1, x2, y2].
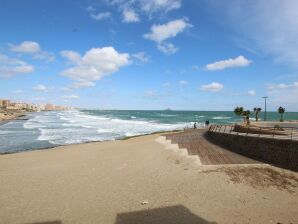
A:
[0, 0, 298, 111]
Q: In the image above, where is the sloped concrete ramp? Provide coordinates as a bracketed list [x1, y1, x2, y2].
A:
[163, 129, 261, 165]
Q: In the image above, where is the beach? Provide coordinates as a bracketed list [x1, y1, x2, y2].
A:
[0, 108, 25, 123]
[0, 133, 297, 224]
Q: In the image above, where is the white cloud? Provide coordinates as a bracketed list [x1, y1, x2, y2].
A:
[145, 90, 156, 98]
[90, 12, 112, 21]
[63, 94, 80, 99]
[60, 87, 71, 92]
[248, 90, 256, 96]
[60, 50, 81, 64]
[95, 0, 181, 22]
[157, 43, 178, 55]
[144, 18, 191, 42]
[33, 84, 48, 92]
[266, 82, 298, 91]
[9, 41, 55, 62]
[122, 8, 140, 23]
[10, 41, 40, 53]
[72, 81, 96, 88]
[162, 82, 171, 87]
[132, 52, 150, 63]
[60, 46, 130, 88]
[87, 5, 96, 12]
[200, 82, 224, 92]
[13, 90, 23, 94]
[206, 56, 252, 71]
[144, 18, 191, 54]
[0, 53, 34, 78]
[33, 51, 55, 61]
[179, 80, 188, 85]
[140, 0, 181, 14]
[264, 82, 298, 111]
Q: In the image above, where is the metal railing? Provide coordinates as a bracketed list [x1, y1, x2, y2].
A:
[208, 124, 298, 141]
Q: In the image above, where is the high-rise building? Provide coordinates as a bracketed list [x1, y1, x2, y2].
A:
[45, 104, 55, 111]
[0, 99, 11, 108]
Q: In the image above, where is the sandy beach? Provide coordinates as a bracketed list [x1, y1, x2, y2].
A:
[0, 109, 25, 123]
[0, 133, 297, 224]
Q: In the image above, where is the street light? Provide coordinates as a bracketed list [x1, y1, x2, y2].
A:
[262, 96, 268, 121]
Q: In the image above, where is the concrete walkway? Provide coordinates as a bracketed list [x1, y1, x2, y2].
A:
[164, 129, 260, 165]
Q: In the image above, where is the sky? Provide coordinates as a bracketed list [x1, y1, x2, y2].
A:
[0, 0, 298, 111]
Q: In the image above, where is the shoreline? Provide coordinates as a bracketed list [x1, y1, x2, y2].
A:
[0, 129, 185, 155]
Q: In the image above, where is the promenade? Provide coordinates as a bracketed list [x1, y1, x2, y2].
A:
[163, 129, 259, 165]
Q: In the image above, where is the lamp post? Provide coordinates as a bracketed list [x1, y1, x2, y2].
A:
[262, 96, 268, 121]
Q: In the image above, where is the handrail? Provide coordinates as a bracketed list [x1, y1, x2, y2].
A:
[207, 124, 298, 141]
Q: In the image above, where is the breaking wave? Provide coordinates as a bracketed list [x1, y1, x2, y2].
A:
[24, 110, 188, 145]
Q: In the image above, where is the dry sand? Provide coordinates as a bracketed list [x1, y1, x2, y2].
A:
[0, 109, 25, 122]
[0, 134, 297, 224]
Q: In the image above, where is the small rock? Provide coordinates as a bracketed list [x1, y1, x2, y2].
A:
[141, 200, 149, 205]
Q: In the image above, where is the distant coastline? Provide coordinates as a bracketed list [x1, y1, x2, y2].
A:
[0, 98, 73, 123]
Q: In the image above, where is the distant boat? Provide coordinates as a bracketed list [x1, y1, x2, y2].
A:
[164, 108, 172, 111]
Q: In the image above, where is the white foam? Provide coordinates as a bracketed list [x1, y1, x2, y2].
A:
[212, 116, 232, 120]
[97, 129, 112, 133]
[159, 114, 177, 117]
[23, 110, 190, 146]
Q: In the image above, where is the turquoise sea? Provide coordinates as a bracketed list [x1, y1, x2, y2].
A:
[1, 109, 298, 153]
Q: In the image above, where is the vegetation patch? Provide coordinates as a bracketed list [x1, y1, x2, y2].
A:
[203, 166, 298, 194]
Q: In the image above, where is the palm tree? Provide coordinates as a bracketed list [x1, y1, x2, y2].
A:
[278, 106, 285, 122]
[253, 107, 262, 122]
[234, 106, 244, 116]
[234, 106, 244, 124]
[242, 110, 251, 125]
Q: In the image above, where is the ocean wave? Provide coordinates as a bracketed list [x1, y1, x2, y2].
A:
[97, 128, 112, 133]
[61, 123, 93, 129]
[0, 130, 13, 134]
[158, 114, 177, 117]
[29, 110, 189, 146]
[212, 116, 232, 120]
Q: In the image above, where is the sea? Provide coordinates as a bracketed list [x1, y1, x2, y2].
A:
[1, 109, 298, 154]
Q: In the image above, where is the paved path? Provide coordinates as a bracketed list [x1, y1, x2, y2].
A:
[164, 129, 260, 165]
[212, 125, 298, 141]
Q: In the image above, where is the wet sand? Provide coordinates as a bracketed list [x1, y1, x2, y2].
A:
[0, 134, 297, 224]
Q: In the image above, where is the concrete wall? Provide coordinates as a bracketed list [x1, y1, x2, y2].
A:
[206, 132, 298, 171]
